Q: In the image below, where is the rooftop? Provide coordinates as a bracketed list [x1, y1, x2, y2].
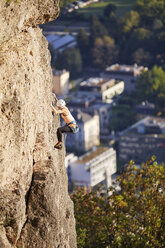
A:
[46, 34, 76, 51]
[68, 95, 112, 114]
[80, 77, 115, 87]
[120, 116, 165, 136]
[76, 147, 109, 164]
[70, 94, 96, 104]
[135, 101, 155, 109]
[46, 34, 60, 43]
[105, 64, 148, 74]
[53, 69, 68, 76]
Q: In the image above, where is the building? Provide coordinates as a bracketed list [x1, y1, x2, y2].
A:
[119, 116, 165, 164]
[66, 110, 100, 153]
[101, 64, 148, 94]
[135, 101, 155, 117]
[65, 153, 78, 188]
[65, 153, 78, 169]
[68, 94, 112, 135]
[79, 77, 124, 103]
[46, 34, 77, 54]
[68, 147, 117, 189]
[52, 70, 69, 96]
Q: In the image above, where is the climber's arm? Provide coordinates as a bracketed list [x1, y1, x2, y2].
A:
[50, 104, 65, 114]
[52, 93, 58, 103]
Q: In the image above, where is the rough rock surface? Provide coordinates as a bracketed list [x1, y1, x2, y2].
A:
[0, 1, 77, 248]
[0, 0, 59, 44]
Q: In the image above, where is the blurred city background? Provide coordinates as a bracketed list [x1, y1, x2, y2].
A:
[40, 0, 165, 192]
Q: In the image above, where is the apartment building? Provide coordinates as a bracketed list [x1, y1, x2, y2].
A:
[79, 77, 124, 103]
[101, 64, 148, 94]
[135, 101, 156, 120]
[135, 101, 155, 115]
[52, 69, 69, 96]
[68, 147, 117, 189]
[66, 109, 100, 152]
[68, 94, 112, 135]
[119, 116, 165, 164]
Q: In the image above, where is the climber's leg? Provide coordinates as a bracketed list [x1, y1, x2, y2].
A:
[55, 125, 72, 149]
[57, 125, 72, 142]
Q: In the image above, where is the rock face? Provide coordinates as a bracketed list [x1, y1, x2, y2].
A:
[0, 1, 77, 247]
[0, 0, 59, 44]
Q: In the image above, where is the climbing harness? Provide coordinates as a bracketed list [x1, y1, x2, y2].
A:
[67, 120, 79, 133]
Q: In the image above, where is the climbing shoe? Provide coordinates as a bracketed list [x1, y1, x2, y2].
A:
[54, 142, 62, 150]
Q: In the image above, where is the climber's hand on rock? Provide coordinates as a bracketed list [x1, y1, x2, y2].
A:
[50, 104, 54, 111]
[52, 93, 58, 102]
[50, 104, 57, 114]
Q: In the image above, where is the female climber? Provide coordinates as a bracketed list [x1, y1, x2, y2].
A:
[50, 94, 79, 149]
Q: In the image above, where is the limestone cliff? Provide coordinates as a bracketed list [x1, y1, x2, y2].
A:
[0, 1, 77, 247]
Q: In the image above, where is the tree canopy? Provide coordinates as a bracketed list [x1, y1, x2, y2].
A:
[137, 65, 165, 108]
[135, 0, 165, 24]
[92, 35, 119, 69]
[103, 3, 116, 19]
[60, 0, 74, 8]
[120, 10, 140, 33]
[77, 29, 90, 66]
[55, 48, 82, 79]
[71, 158, 165, 248]
[55, 0, 165, 77]
[90, 15, 108, 44]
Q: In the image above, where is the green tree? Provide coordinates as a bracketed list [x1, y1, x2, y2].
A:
[71, 158, 165, 248]
[55, 48, 82, 79]
[77, 29, 90, 66]
[90, 15, 108, 45]
[156, 31, 165, 66]
[152, 19, 163, 31]
[120, 10, 140, 33]
[60, 0, 74, 8]
[131, 27, 152, 41]
[77, 29, 89, 52]
[137, 65, 165, 108]
[132, 48, 153, 66]
[129, 28, 154, 61]
[135, 0, 165, 25]
[103, 3, 116, 19]
[92, 36, 118, 69]
[109, 102, 136, 132]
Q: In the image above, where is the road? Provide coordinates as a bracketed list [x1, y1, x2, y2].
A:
[39, 21, 90, 35]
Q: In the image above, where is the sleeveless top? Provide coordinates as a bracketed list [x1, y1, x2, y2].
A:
[61, 107, 75, 124]
[61, 107, 79, 133]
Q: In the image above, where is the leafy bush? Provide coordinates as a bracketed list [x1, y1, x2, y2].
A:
[71, 157, 165, 248]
